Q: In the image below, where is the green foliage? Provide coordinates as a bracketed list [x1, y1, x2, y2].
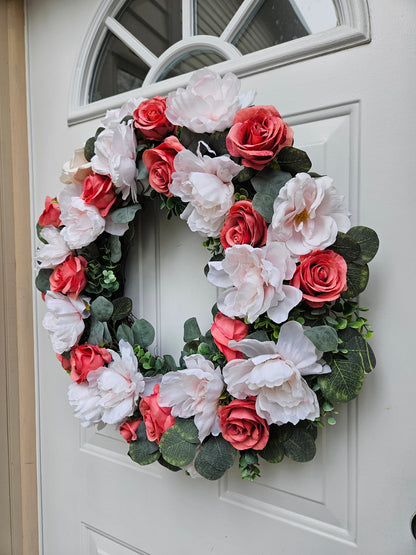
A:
[131, 318, 155, 347]
[90, 296, 114, 322]
[347, 226, 379, 263]
[236, 166, 257, 183]
[318, 358, 364, 403]
[84, 136, 96, 162]
[338, 327, 376, 373]
[183, 317, 201, 342]
[162, 354, 177, 372]
[330, 232, 361, 262]
[208, 130, 229, 156]
[343, 262, 369, 299]
[109, 235, 122, 263]
[239, 451, 261, 481]
[36, 222, 47, 243]
[111, 297, 132, 322]
[304, 326, 338, 352]
[88, 317, 105, 345]
[276, 146, 312, 174]
[252, 192, 275, 223]
[111, 204, 141, 224]
[283, 429, 316, 462]
[194, 435, 237, 480]
[251, 168, 292, 197]
[128, 422, 160, 466]
[179, 127, 210, 154]
[259, 425, 285, 463]
[35, 268, 53, 293]
[116, 323, 134, 345]
[159, 418, 199, 467]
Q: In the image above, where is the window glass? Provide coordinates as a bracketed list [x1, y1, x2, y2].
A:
[158, 50, 227, 81]
[194, 0, 243, 36]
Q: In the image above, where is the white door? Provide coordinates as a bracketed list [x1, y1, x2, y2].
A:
[27, 1, 416, 553]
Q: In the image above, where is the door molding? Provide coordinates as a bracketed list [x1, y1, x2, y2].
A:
[0, 1, 38, 553]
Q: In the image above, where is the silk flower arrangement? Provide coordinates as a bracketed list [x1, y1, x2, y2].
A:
[35, 69, 378, 481]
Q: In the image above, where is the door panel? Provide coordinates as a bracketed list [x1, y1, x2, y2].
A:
[27, 1, 416, 553]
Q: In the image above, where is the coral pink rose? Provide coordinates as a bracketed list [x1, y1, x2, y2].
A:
[81, 172, 116, 217]
[218, 397, 269, 450]
[211, 312, 249, 361]
[39, 196, 61, 227]
[49, 254, 88, 299]
[142, 136, 184, 196]
[139, 384, 175, 444]
[133, 96, 176, 141]
[119, 419, 142, 443]
[226, 105, 293, 171]
[56, 352, 71, 371]
[68, 344, 112, 384]
[290, 249, 348, 308]
[220, 200, 267, 249]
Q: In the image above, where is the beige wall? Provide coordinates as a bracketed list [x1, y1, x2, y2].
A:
[0, 0, 38, 553]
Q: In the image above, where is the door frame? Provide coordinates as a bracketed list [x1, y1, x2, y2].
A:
[0, 0, 38, 553]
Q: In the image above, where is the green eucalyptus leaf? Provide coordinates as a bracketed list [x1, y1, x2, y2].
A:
[329, 232, 361, 262]
[183, 317, 201, 342]
[84, 136, 96, 162]
[90, 296, 114, 322]
[259, 436, 285, 463]
[194, 435, 236, 480]
[198, 342, 212, 356]
[36, 222, 47, 243]
[208, 130, 229, 156]
[102, 321, 112, 343]
[109, 235, 122, 263]
[276, 146, 312, 174]
[246, 330, 270, 342]
[283, 429, 316, 462]
[158, 457, 181, 472]
[131, 318, 155, 347]
[159, 425, 198, 467]
[88, 317, 104, 345]
[236, 166, 257, 183]
[343, 263, 370, 298]
[179, 127, 210, 154]
[35, 268, 53, 293]
[112, 297, 132, 322]
[173, 418, 200, 444]
[338, 327, 376, 373]
[116, 323, 134, 346]
[163, 354, 177, 372]
[304, 326, 339, 352]
[252, 192, 275, 223]
[111, 204, 141, 224]
[137, 159, 149, 180]
[251, 168, 292, 197]
[347, 226, 379, 263]
[128, 422, 160, 466]
[318, 358, 364, 403]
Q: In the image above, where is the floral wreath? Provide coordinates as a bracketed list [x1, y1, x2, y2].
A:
[35, 69, 378, 481]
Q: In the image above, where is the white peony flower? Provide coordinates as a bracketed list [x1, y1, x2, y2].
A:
[60, 147, 92, 185]
[36, 226, 71, 269]
[91, 122, 138, 201]
[59, 183, 105, 249]
[170, 147, 242, 237]
[158, 354, 224, 442]
[68, 340, 145, 427]
[42, 291, 89, 354]
[101, 97, 145, 129]
[165, 69, 255, 133]
[224, 321, 331, 425]
[269, 172, 351, 256]
[207, 242, 302, 323]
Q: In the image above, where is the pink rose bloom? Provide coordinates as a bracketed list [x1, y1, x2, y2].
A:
[142, 135, 184, 196]
[39, 196, 61, 227]
[81, 172, 116, 217]
[68, 344, 112, 384]
[211, 312, 249, 361]
[56, 352, 71, 372]
[220, 200, 267, 249]
[139, 384, 175, 444]
[269, 172, 351, 256]
[226, 105, 293, 171]
[133, 96, 176, 141]
[290, 249, 348, 308]
[49, 254, 88, 299]
[119, 419, 142, 443]
[218, 397, 269, 451]
[207, 242, 302, 324]
[36, 226, 71, 269]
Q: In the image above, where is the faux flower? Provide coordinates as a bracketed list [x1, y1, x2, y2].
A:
[139, 384, 175, 444]
[36, 226, 71, 269]
[92, 122, 138, 201]
[224, 321, 330, 425]
[81, 172, 116, 217]
[119, 419, 142, 443]
[101, 97, 145, 129]
[49, 254, 88, 299]
[158, 354, 224, 442]
[38, 196, 61, 227]
[42, 291, 90, 354]
[56, 352, 71, 372]
[269, 172, 351, 256]
[60, 147, 92, 185]
[170, 147, 242, 237]
[133, 96, 176, 141]
[291, 249, 348, 307]
[207, 242, 302, 323]
[59, 191, 105, 250]
[220, 200, 267, 249]
[211, 312, 249, 361]
[142, 135, 184, 196]
[218, 397, 269, 450]
[165, 68, 255, 134]
[68, 344, 112, 384]
[226, 105, 293, 170]
[67, 340, 145, 427]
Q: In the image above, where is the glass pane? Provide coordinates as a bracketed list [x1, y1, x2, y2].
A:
[194, 0, 243, 36]
[234, 0, 337, 55]
[158, 50, 227, 81]
[116, 0, 182, 57]
[89, 32, 150, 102]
